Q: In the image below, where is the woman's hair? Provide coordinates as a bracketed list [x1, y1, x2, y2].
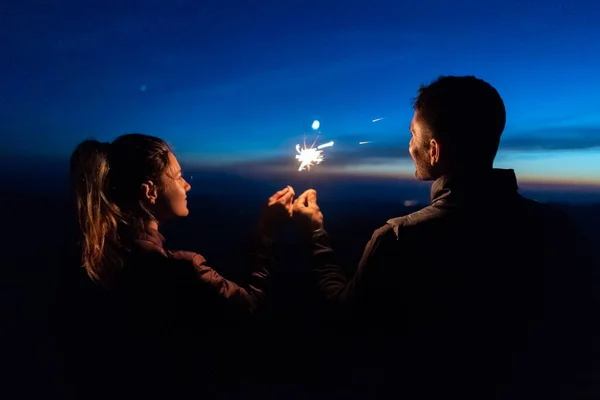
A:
[70, 133, 172, 286]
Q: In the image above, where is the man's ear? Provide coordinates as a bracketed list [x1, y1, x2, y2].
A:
[140, 180, 158, 205]
[429, 138, 440, 166]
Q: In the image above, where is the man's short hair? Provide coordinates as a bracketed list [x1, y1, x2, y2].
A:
[413, 75, 506, 164]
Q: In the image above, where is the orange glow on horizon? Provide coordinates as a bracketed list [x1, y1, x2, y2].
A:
[224, 164, 600, 189]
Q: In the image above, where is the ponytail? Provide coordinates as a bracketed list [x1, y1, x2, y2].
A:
[70, 140, 123, 286]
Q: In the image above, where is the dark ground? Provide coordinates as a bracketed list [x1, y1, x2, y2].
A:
[3, 171, 600, 398]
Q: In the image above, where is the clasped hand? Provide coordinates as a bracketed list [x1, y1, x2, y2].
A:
[259, 186, 324, 236]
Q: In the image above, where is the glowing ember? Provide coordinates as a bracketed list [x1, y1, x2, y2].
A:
[295, 137, 334, 172]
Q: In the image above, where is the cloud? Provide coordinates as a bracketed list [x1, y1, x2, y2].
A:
[223, 136, 410, 173]
[224, 125, 600, 171]
[500, 126, 600, 151]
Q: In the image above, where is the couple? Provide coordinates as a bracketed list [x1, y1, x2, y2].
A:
[68, 76, 595, 399]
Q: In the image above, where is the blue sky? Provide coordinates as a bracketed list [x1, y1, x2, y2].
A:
[2, 0, 600, 184]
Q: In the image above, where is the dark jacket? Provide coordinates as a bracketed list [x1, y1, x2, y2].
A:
[59, 227, 274, 399]
[309, 169, 597, 399]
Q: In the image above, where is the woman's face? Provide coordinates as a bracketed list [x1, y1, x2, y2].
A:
[153, 152, 191, 221]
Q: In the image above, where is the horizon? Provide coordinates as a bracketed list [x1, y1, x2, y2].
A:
[5, 157, 600, 205]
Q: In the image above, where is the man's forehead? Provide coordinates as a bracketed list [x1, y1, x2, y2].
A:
[410, 115, 417, 130]
[411, 112, 426, 127]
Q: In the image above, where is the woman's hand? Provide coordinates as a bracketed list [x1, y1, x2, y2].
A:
[257, 186, 295, 236]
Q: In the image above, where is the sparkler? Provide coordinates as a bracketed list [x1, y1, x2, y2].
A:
[295, 137, 334, 172]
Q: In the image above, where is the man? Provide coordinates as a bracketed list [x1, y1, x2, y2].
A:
[292, 76, 597, 399]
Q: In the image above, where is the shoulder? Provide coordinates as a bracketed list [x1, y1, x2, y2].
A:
[129, 232, 207, 266]
[385, 204, 448, 239]
[518, 197, 579, 232]
[366, 205, 442, 252]
[128, 238, 208, 275]
[362, 207, 445, 264]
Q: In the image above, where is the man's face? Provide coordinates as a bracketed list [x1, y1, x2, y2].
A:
[409, 111, 439, 181]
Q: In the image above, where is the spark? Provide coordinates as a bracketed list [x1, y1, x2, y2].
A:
[317, 141, 334, 149]
[359, 141, 371, 145]
[311, 120, 320, 130]
[372, 117, 384, 122]
[295, 137, 334, 172]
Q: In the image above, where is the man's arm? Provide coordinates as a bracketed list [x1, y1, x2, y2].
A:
[309, 224, 397, 310]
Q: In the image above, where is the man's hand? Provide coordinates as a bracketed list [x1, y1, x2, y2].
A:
[258, 186, 295, 236]
[292, 189, 324, 235]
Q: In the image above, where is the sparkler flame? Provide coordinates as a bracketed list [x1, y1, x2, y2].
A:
[295, 137, 334, 172]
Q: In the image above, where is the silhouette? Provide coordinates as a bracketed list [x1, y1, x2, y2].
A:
[291, 76, 598, 399]
[59, 133, 295, 399]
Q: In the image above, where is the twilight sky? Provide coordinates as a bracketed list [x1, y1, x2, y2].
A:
[2, 0, 600, 184]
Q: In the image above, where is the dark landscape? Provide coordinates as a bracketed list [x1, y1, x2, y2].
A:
[4, 166, 600, 397]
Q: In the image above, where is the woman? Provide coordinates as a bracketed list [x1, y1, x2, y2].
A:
[66, 133, 294, 398]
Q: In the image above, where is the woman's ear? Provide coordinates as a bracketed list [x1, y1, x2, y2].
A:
[140, 180, 158, 205]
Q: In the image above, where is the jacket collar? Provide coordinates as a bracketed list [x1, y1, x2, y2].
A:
[430, 168, 519, 204]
